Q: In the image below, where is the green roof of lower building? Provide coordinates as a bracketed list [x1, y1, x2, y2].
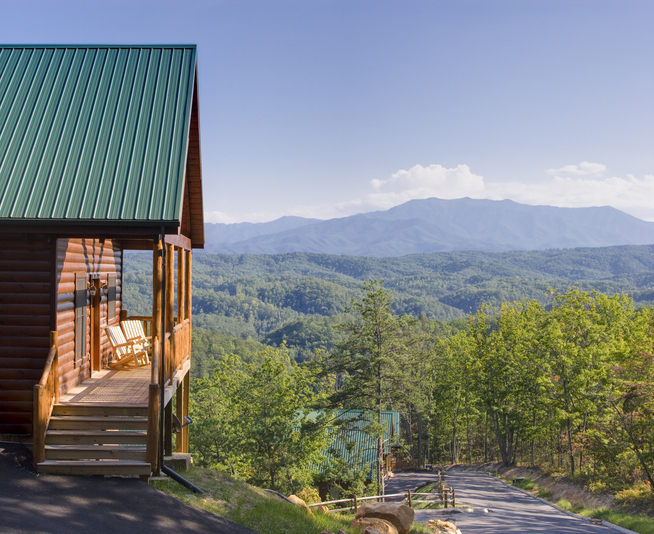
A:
[0, 45, 197, 224]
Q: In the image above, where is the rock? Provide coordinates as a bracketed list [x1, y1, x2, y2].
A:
[350, 517, 399, 534]
[288, 494, 313, 515]
[355, 503, 414, 534]
[362, 528, 382, 534]
[315, 504, 329, 514]
[320, 531, 335, 534]
[426, 519, 461, 534]
[337, 531, 348, 534]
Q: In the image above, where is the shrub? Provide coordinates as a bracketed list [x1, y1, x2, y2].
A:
[513, 477, 536, 491]
[557, 499, 572, 510]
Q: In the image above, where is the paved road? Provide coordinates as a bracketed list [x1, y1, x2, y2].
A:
[0, 443, 258, 534]
[385, 470, 621, 534]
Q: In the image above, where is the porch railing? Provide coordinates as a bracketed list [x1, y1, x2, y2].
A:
[126, 315, 153, 339]
[142, 317, 191, 473]
[163, 318, 191, 386]
[33, 332, 58, 466]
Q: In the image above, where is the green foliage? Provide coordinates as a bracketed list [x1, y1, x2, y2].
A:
[191, 327, 266, 379]
[537, 487, 554, 499]
[423, 286, 654, 499]
[263, 314, 350, 362]
[513, 477, 536, 490]
[582, 509, 654, 534]
[189, 346, 331, 493]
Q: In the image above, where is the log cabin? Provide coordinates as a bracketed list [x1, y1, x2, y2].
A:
[0, 45, 204, 477]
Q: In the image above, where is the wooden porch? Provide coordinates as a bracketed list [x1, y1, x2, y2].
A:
[58, 366, 151, 406]
[33, 239, 194, 478]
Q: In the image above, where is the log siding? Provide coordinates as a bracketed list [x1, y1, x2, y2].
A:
[0, 235, 53, 434]
[55, 239, 122, 397]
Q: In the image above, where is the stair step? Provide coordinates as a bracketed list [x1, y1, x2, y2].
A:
[37, 460, 151, 476]
[48, 416, 148, 431]
[46, 430, 147, 445]
[53, 404, 148, 417]
[45, 445, 147, 461]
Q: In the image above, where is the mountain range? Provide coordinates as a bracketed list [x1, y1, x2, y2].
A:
[203, 198, 654, 257]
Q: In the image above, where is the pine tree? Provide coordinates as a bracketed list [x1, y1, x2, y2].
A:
[319, 279, 416, 495]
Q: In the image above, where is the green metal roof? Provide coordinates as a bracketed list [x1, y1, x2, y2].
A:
[0, 45, 196, 223]
[314, 410, 401, 480]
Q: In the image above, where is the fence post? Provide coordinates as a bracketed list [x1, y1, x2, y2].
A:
[444, 486, 448, 508]
[354, 495, 358, 514]
[451, 488, 456, 508]
[407, 489, 412, 508]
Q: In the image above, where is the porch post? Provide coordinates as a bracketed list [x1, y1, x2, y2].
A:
[185, 251, 192, 326]
[182, 371, 190, 453]
[164, 243, 175, 457]
[165, 243, 175, 333]
[150, 238, 164, 475]
[177, 248, 185, 323]
[175, 381, 184, 453]
[152, 239, 163, 345]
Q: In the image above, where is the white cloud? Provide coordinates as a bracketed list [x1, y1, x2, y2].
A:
[546, 161, 606, 176]
[205, 211, 236, 224]
[204, 210, 282, 224]
[208, 162, 654, 224]
[488, 174, 654, 221]
[367, 164, 486, 209]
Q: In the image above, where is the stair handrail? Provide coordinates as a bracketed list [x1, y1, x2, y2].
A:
[147, 336, 161, 473]
[33, 331, 58, 466]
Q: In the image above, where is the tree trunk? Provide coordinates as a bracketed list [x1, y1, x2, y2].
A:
[418, 412, 423, 468]
[566, 417, 575, 477]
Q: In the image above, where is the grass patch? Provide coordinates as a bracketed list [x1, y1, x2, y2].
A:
[556, 498, 572, 510]
[151, 466, 357, 534]
[537, 487, 554, 499]
[151, 466, 430, 534]
[512, 477, 536, 491]
[577, 508, 654, 534]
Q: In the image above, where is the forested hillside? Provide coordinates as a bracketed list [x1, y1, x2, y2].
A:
[125, 245, 654, 331]
[123, 245, 654, 371]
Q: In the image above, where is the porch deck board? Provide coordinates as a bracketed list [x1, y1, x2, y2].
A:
[58, 365, 150, 406]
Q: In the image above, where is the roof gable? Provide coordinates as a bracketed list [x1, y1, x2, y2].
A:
[0, 45, 200, 231]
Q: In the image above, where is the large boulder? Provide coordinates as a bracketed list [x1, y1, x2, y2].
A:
[350, 517, 398, 534]
[288, 494, 313, 515]
[355, 503, 414, 534]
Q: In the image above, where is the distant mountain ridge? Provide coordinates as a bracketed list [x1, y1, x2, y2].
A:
[203, 198, 654, 257]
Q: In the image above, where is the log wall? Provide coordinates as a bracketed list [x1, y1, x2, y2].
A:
[0, 235, 54, 434]
[55, 239, 122, 396]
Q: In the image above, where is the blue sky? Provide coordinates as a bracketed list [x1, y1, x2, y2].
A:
[2, 0, 653, 223]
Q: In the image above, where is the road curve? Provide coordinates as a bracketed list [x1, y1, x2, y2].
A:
[385, 470, 621, 534]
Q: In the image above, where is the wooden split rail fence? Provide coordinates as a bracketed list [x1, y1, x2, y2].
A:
[307, 485, 456, 513]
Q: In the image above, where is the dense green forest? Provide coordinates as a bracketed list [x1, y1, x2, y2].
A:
[124, 246, 654, 370]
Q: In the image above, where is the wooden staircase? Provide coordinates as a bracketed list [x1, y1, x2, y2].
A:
[37, 404, 151, 476]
